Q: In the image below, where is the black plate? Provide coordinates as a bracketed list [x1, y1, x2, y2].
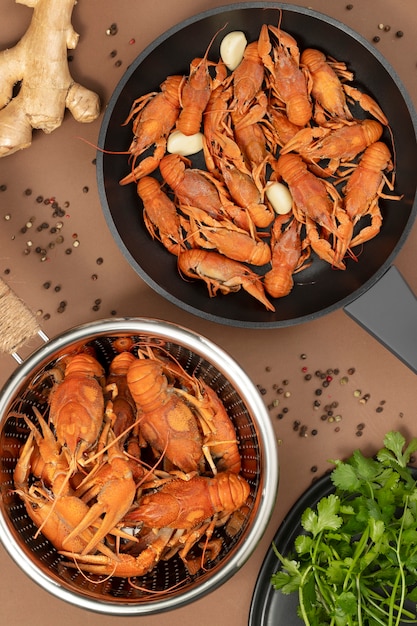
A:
[97, 2, 417, 328]
[249, 470, 417, 625]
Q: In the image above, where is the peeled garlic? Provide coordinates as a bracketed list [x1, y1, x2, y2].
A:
[265, 181, 293, 215]
[220, 31, 247, 71]
[167, 130, 204, 156]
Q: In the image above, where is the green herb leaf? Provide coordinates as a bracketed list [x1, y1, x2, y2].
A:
[301, 494, 342, 537]
[270, 432, 417, 626]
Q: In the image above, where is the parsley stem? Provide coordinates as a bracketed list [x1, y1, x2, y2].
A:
[298, 564, 313, 626]
[342, 525, 370, 593]
[389, 496, 408, 626]
[355, 575, 363, 626]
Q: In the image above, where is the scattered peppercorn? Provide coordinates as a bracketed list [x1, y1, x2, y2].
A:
[106, 23, 118, 36]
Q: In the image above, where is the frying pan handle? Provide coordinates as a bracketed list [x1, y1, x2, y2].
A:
[344, 266, 417, 374]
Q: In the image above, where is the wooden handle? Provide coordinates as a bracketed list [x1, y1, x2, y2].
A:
[0, 278, 41, 354]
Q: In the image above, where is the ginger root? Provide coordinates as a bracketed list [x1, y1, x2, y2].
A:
[0, 0, 100, 157]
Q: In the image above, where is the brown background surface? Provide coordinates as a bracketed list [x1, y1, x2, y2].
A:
[0, 1, 417, 624]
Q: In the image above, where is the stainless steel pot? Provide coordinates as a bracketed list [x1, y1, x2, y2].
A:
[0, 317, 278, 615]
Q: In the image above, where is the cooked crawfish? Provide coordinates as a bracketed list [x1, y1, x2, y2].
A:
[275, 153, 352, 269]
[231, 40, 265, 114]
[264, 215, 310, 298]
[177, 28, 227, 136]
[343, 141, 401, 247]
[105, 351, 137, 441]
[160, 153, 252, 232]
[186, 213, 271, 267]
[233, 117, 269, 169]
[301, 49, 387, 125]
[124, 471, 250, 573]
[233, 120, 270, 191]
[301, 48, 354, 122]
[120, 75, 182, 184]
[259, 23, 312, 127]
[16, 485, 127, 559]
[126, 471, 249, 528]
[48, 353, 105, 463]
[63, 429, 136, 556]
[178, 248, 275, 311]
[266, 102, 302, 150]
[136, 175, 183, 256]
[104, 351, 145, 482]
[202, 84, 235, 172]
[280, 119, 384, 176]
[179, 381, 242, 474]
[61, 469, 248, 575]
[126, 356, 204, 473]
[60, 527, 175, 578]
[219, 161, 274, 228]
[160, 153, 224, 220]
[14, 408, 69, 495]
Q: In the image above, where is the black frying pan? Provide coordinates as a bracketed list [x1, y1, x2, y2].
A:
[97, 2, 417, 370]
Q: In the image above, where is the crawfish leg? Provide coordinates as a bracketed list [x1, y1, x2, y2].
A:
[60, 527, 174, 577]
[350, 202, 382, 247]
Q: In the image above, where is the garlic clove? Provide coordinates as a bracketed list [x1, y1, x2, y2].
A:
[265, 181, 293, 215]
[220, 31, 247, 71]
[167, 130, 204, 156]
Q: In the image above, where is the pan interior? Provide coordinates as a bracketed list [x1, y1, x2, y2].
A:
[97, 3, 417, 327]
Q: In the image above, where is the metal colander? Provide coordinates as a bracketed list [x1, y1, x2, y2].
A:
[0, 318, 278, 616]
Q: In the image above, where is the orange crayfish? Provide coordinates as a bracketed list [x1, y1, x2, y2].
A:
[258, 23, 312, 127]
[177, 29, 228, 136]
[178, 248, 275, 311]
[48, 353, 105, 464]
[136, 175, 184, 256]
[160, 153, 253, 232]
[104, 351, 144, 481]
[15, 485, 126, 559]
[301, 48, 354, 122]
[280, 118, 384, 177]
[342, 141, 401, 247]
[183, 208, 271, 267]
[264, 215, 310, 299]
[231, 40, 265, 114]
[275, 153, 353, 269]
[120, 75, 183, 184]
[61, 471, 250, 576]
[62, 428, 137, 556]
[126, 355, 205, 474]
[219, 160, 274, 228]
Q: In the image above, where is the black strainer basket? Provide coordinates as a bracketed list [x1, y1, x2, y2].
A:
[0, 318, 278, 616]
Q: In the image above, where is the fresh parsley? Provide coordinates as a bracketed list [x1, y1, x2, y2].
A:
[271, 431, 417, 625]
